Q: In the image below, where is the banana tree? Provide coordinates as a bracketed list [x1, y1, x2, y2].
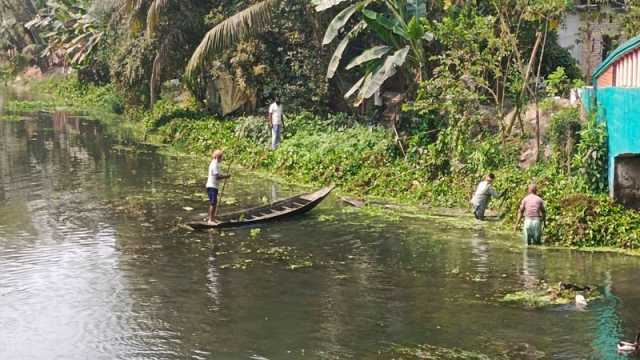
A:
[314, 0, 432, 105]
[25, 0, 104, 68]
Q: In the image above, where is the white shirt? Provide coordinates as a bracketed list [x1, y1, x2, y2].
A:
[269, 102, 283, 125]
[206, 159, 220, 189]
[471, 180, 498, 206]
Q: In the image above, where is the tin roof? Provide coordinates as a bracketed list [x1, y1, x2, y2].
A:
[592, 35, 640, 83]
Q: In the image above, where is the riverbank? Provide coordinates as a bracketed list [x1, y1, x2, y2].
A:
[3, 76, 640, 252]
[4, 106, 639, 359]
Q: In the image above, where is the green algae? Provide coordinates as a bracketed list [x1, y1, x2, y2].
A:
[499, 281, 601, 309]
[381, 344, 506, 360]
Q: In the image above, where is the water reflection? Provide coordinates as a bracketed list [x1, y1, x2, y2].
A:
[470, 229, 489, 278]
[206, 231, 221, 310]
[1, 109, 640, 359]
[521, 246, 542, 289]
[592, 272, 624, 360]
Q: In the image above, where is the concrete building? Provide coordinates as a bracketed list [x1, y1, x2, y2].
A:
[591, 35, 640, 209]
[558, 1, 628, 78]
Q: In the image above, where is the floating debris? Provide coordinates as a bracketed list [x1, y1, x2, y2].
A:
[249, 228, 262, 238]
[318, 214, 336, 222]
[341, 197, 365, 208]
[381, 343, 506, 360]
[500, 281, 600, 309]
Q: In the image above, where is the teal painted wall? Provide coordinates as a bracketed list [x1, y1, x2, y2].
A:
[594, 87, 640, 195]
[580, 87, 595, 113]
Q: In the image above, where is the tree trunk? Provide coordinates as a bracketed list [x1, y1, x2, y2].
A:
[534, 22, 549, 162]
[504, 30, 543, 137]
[565, 128, 573, 173]
[149, 53, 162, 109]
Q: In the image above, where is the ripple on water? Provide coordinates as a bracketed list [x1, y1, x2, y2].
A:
[2, 115, 640, 359]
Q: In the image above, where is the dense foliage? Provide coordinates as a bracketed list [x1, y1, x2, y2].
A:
[4, 0, 640, 252]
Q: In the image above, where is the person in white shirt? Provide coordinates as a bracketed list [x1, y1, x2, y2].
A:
[470, 173, 501, 220]
[268, 98, 284, 149]
[206, 149, 230, 224]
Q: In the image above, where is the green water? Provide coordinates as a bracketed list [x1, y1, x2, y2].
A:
[1, 95, 639, 359]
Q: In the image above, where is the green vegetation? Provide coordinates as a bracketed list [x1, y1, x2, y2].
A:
[315, 0, 432, 104]
[2, 0, 640, 253]
[4, 75, 640, 251]
[500, 282, 601, 308]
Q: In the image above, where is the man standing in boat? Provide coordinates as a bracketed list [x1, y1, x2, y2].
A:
[206, 149, 230, 225]
[470, 173, 501, 220]
[514, 184, 546, 245]
[268, 97, 284, 150]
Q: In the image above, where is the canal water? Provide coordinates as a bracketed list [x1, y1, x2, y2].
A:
[1, 92, 639, 359]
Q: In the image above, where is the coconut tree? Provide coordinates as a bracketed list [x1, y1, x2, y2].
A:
[124, 0, 279, 107]
[184, 0, 280, 79]
[314, 0, 432, 105]
[120, 0, 205, 106]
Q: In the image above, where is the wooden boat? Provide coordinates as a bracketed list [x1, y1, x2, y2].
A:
[187, 185, 334, 229]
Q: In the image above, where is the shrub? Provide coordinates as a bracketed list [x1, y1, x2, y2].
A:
[548, 107, 581, 166]
[545, 67, 570, 97]
[572, 114, 608, 193]
[545, 194, 640, 249]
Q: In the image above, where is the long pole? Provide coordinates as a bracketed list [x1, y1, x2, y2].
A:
[213, 156, 235, 219]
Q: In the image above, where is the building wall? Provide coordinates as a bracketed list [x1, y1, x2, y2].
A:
[613, 48, 640, 87]
[594, 87, 640, 198]
[559, 13, 583, 62]
[558, 8, 622, 78]
[597, 66, 615, 87]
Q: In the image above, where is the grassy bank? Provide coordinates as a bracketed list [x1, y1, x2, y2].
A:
[4, 77, 640, 251]
[1, 76, 145, 142]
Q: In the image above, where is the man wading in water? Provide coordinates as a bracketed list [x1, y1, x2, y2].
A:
[470, 173, 501, 220]
[514, 184, 546, 245]
[268, 97, 284, 150]
[206, 149, 230, 225]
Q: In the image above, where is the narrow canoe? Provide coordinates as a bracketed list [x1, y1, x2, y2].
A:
[187, 185, 334, 230]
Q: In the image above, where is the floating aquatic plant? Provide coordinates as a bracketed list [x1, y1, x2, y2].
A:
[500, 281, 601, 309]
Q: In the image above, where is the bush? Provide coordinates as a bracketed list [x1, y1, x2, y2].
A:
[545, 67, 570, 97]
[271, 125, 398, 193]
[572, 114, 608, 193]
[29, 75, 633, 252]
[141, 99, 204, 129]
[548, 107, 581, 166]
[545, 194, 640, 249]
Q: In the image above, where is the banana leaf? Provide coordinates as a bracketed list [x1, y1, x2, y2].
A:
[322, 3, 359, 45]
[406, 0, 427, 18]
[312, 0, 351, 12]
[327, 21, 367, 79]
[345, 72, 370, 99]
[346, 45, 390, 70]
[359, 46, 410, 100]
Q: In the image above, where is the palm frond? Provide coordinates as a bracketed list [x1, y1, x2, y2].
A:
[146, 0, 170, 37]
[186, 0, 279, 78]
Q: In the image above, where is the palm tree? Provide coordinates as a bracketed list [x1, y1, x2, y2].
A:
[121, 0, 197, 107]
[184, 0, 279, 79]
[132, 0, 279, 107]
